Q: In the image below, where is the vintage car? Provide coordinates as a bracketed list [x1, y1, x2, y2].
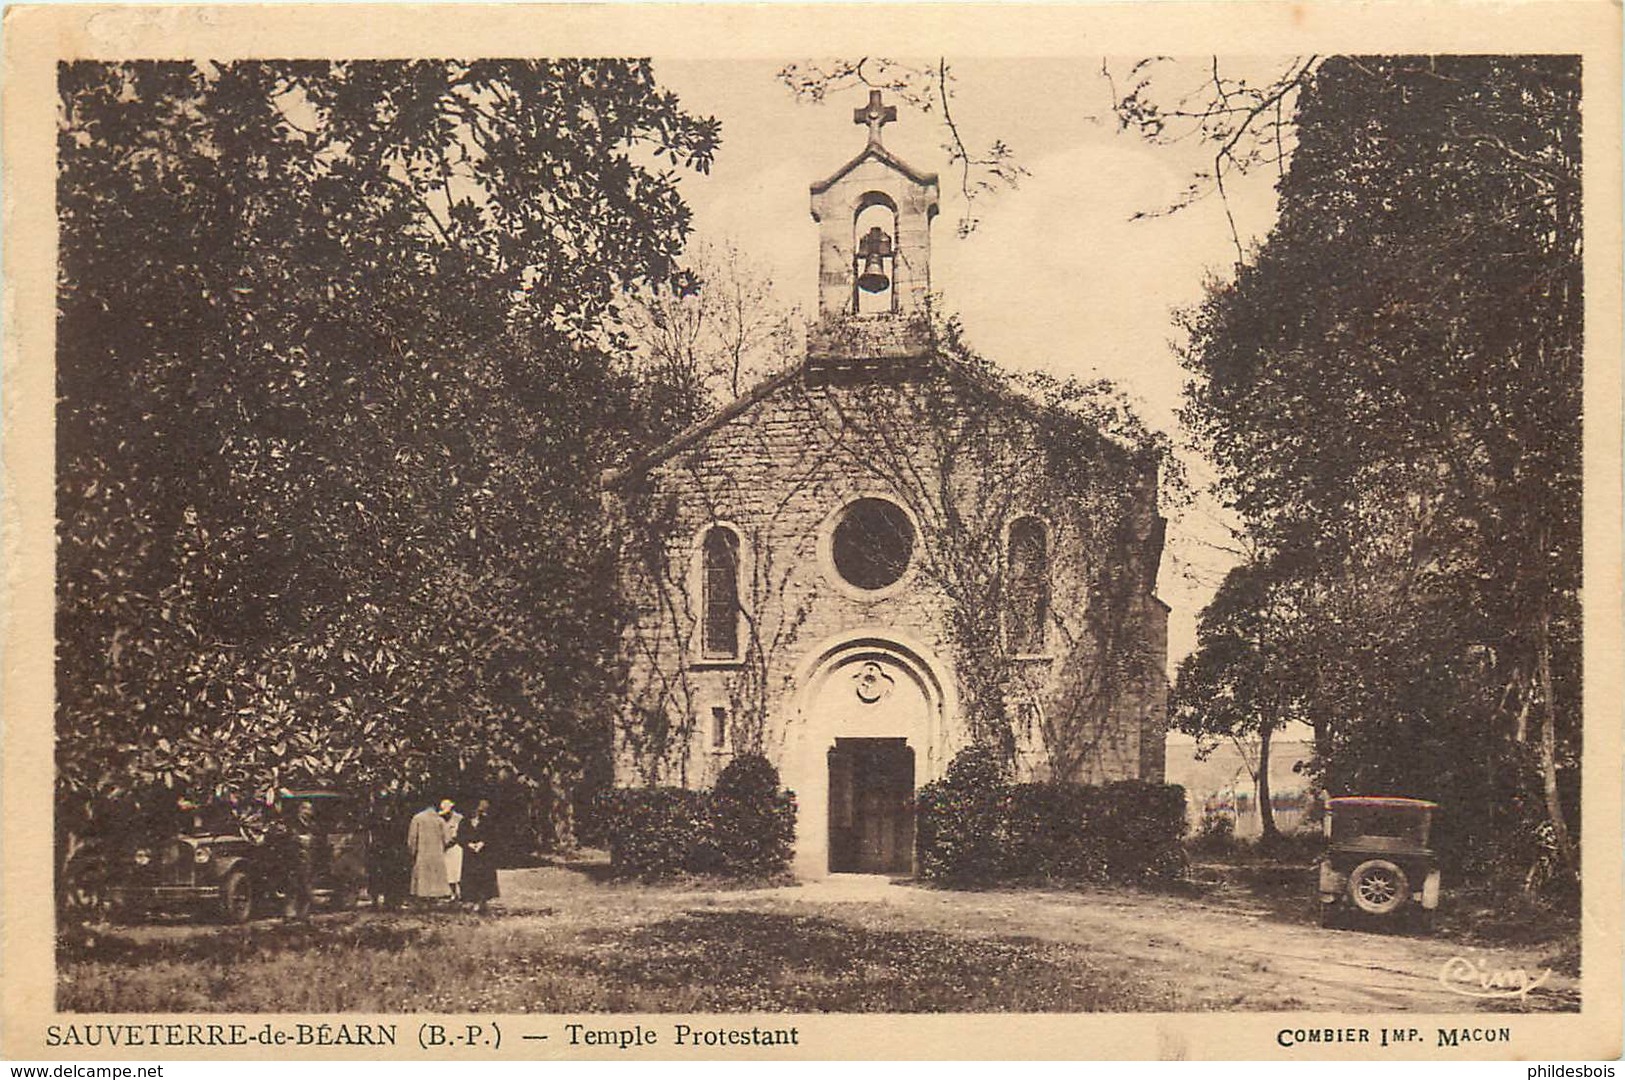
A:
[1318, 796, 1440, 929]
[103, 790, 367, 923]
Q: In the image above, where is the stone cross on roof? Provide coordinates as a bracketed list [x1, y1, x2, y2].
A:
[853, 89, 897, 147]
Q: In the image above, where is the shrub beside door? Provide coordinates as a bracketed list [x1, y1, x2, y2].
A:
[917, 746, 1187, 885]
[607, 754, 796, 880]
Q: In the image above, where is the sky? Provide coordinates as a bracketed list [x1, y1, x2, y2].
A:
[650, 57, 1296, 674]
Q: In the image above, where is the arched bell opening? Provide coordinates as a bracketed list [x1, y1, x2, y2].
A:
[852, 193, 899, 315]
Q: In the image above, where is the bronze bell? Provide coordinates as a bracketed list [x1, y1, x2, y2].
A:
[855, 226, 894, 294]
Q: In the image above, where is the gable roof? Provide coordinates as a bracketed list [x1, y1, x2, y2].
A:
[601, 363, 806, 488]
[600, 351, 1151, 490]
[810, 143, 939, 196]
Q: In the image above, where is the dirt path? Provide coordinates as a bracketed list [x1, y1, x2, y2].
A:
[714, 875, 1578, 1013]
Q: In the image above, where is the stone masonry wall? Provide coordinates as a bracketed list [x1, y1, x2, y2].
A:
[610, 364, 1169, 793]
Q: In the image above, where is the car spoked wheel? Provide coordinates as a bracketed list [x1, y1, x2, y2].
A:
[1348, 859, 1409, 916]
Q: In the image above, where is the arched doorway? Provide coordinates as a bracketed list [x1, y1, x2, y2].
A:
[784, 633, 952, 877]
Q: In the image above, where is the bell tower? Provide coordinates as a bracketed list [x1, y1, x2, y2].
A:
[807, 91, 939, 378]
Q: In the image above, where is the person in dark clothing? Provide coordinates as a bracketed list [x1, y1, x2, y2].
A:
[365, 794, 410, 910]
[458, 799, 499, 913]
[264, 801, 315, 920]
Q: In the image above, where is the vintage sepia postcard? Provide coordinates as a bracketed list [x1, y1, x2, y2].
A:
[3, 1, 1621, 1063]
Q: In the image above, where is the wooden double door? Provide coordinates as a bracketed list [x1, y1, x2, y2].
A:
[827, 737, 915, 874]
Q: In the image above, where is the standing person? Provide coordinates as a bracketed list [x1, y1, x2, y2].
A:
[264, 799, 314, 920]
[459, 799, 499, 914]
[443, 800, 465, 903]
[406, 798, 449, 906]
[366, 792, 408, 909]
[289, 800, 319, 918]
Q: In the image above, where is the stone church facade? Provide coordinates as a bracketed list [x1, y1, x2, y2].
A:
[605, 93, 1169, 878]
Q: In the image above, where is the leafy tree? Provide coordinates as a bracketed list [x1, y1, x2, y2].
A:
[1171, 57, 1581, 888]
[1171, 556, 1308, 842]
[56, 60, 718, 863]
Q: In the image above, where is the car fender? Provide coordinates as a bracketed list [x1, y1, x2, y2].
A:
[210, 853, 253, 881]
[1318, 860, 1344, 900]
[1422, 868, 1441, 909]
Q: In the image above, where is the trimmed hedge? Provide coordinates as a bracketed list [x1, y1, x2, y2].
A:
[1094, 780, 1189, 881]
[918, 746, 1188, 885]
[711, 754, 796, 877]
[606, 787, 711, 878]
[915, 743, 1009, 883]
[608, 754, 795, 880]
[1004, 782, 1107, 882]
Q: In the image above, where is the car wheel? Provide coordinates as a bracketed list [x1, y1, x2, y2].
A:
[1347, 858, 1409, 916]
[219, 869, 254, 924]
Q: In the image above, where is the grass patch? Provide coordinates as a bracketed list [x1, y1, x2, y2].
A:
[1439, 882, 1582, 951]
[569, 910, 1168, 1011]
[59, 905, 1173, 1013]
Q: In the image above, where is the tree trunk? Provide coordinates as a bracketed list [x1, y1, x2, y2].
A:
[1535, 608, 1578, 883]
[1308, 580, 1332, 783]
[1257, 722, 1281, 844]
[57, 828, 85, 912]
[545, 769, 578, 853]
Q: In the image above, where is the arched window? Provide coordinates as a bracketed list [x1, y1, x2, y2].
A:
[701, 525, 741, 659]
[1007, 516, 1049, 654]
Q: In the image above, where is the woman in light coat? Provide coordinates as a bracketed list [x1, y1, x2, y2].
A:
[406, 799, 450, 904]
